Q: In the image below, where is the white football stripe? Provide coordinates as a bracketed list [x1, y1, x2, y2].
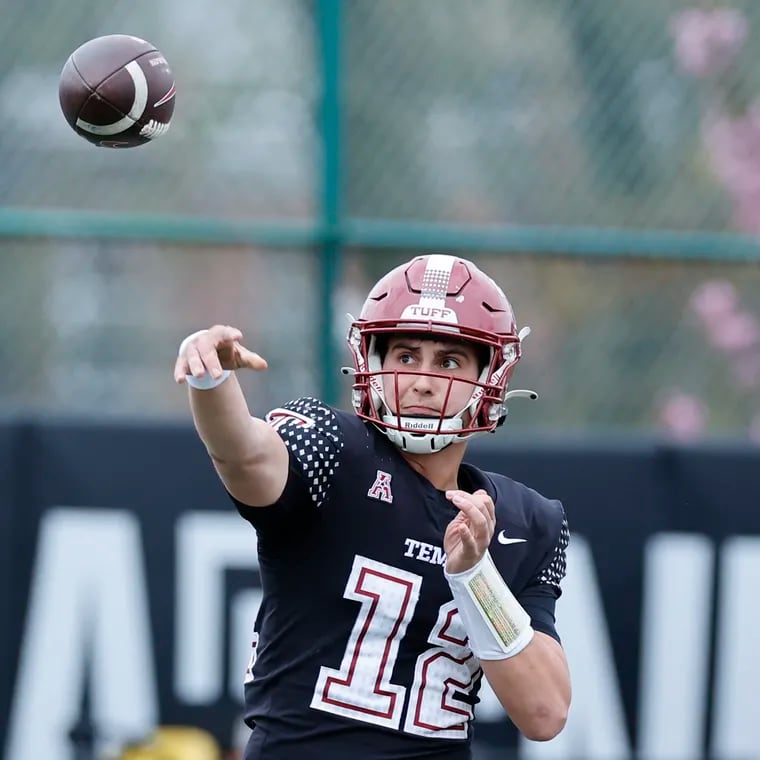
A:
[76, 60, 148, 136]
[139, 119, 170, 139]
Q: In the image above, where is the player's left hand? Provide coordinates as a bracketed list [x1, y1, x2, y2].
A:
[443, 489, 496, 575]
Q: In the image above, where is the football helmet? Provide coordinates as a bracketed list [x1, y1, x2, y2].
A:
[345, 254, 535, 453]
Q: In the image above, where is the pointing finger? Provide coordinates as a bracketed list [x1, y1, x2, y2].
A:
[236, 346, 268, 371]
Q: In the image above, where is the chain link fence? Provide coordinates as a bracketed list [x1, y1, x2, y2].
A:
[343, 0, 760, 230]
[1, 0, 760, 442]
[0, 0, 317, 218]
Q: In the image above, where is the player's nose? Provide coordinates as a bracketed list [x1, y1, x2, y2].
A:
[409, 371, 435, 394]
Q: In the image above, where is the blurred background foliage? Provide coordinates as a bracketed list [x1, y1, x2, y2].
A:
[1, 0, 759, 442]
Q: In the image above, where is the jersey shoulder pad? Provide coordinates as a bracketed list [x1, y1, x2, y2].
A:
[264, 397, 345, 507]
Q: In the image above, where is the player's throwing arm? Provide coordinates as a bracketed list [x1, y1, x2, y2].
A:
[174, 325, 289, 508]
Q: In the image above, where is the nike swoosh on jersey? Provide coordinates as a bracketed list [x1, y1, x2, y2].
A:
[497, 530, 527, 545]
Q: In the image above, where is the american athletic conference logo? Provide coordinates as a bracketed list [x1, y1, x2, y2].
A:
[367, 470, 393, 503]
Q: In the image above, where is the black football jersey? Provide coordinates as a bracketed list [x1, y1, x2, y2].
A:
[232, 397, 569, 760]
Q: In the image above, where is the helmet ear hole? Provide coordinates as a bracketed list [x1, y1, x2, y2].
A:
[374, 334, 389, 365]
[475, 344, 490, 373]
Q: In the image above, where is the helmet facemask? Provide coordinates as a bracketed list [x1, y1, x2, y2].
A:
[346, 324, 526, 454]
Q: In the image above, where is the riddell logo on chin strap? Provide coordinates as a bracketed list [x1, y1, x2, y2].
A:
[401, 419, 437, 431]
[367, 470, 393, 503]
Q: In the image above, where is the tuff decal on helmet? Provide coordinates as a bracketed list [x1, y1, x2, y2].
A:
[399, 253, 460, 324]
[344, 254, 536, 454]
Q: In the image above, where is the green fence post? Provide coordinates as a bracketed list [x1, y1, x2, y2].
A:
[317, 0, 343, 406]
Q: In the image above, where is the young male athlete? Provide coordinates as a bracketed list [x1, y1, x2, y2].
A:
[174, 254, 571, 759]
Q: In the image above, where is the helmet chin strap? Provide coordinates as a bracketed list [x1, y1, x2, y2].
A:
[381, 413, 465, 454]
[379, 391, 538, 454]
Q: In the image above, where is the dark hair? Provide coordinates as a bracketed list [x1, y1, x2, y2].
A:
[374, 332, 491, 373]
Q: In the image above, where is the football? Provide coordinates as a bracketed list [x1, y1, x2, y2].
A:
[59, 34, 176, 148]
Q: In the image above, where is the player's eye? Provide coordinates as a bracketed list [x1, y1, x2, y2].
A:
[398, 353, 415, 365]
[440, 356, 461, 370]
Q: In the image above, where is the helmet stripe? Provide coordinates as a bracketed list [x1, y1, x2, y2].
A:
[419, 254, 456, 305]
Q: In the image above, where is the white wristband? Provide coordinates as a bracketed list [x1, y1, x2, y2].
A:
[179, 330, 232, 391]
[445, 551, 534, 660]
[185, 370, 231, 390]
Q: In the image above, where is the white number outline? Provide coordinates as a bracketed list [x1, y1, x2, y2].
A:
[310, 555, 481, 738]
[404, 600, 480, 738]
[311, 556, 421, 729]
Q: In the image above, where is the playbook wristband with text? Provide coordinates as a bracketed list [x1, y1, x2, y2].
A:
[179, 330, 232, 390]
[445, 550, 534, 660]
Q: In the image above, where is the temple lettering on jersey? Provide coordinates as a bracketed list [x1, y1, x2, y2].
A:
[403, 538, 446, 566]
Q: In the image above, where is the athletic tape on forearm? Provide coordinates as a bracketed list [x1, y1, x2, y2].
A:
[179, 330, 232, 390]
[445, 551, 534, 660]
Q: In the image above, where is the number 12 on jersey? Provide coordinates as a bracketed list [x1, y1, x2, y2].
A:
[310, 555, 481, 739]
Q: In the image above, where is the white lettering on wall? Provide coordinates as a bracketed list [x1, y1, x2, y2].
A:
[230, 589, 263, 701]
[638, 534, 714, 760]
[174, 512, 259, 703]
[711, 537, 760, 758]
[5, 509, 157, 760]
[520, 535, 631, 760]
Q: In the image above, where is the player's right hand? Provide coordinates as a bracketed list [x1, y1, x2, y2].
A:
[173, 324, 268, 384]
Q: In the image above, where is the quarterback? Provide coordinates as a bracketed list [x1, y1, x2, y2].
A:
[174, 254, 571, 759]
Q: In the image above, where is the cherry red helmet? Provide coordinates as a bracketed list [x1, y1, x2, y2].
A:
[345, 254, 534, 453]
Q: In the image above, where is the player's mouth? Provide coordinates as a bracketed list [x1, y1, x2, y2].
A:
[401, 406, 441, 416]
